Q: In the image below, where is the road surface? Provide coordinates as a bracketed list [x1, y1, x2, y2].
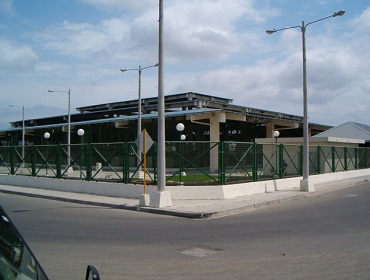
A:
[1, 183, 369, 279]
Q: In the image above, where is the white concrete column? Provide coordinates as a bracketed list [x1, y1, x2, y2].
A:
[266, 123, 274, 138]
[209, 116, 220, 173]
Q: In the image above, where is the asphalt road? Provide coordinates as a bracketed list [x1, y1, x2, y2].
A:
[1, 183, 369, 280]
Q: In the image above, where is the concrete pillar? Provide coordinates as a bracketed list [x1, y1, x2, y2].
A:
[266, 123, 274, 138]
[209, 115, 220, 173]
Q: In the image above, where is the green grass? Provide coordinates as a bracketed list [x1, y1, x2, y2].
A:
[167, 174, 218, 183]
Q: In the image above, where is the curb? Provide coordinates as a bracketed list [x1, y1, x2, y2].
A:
[0, 179, 367, 219]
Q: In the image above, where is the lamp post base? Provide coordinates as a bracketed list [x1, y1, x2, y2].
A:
[149, 191, 172, 208]
[300, 178, 315, 192]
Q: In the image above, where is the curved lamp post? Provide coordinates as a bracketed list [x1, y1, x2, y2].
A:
[48, 89, 71, 172]
[120, 64, 158, 138]
[266, 10, 345, 192]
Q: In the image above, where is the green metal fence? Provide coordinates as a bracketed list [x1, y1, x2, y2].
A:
[1, 142, 369, 186]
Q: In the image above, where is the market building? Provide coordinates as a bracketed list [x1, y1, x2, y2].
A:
[1, 92, 331, 146]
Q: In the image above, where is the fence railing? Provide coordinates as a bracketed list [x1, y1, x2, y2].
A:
[1, 142, 369, 186]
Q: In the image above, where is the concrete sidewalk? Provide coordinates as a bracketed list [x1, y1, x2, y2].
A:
[0, 176, 368, 219]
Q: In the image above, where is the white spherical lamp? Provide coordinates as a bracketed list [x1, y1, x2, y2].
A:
[176, 123, 185, 132]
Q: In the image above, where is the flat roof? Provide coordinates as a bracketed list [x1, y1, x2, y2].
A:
[1, 108, 221, 133]
[5, 92, 331, 132]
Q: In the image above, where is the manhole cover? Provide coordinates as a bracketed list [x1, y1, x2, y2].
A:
[177, 245, 223, 257]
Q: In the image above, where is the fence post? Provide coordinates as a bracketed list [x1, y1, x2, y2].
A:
[218, 141, 225, 185]
[317, 146, 321, 174]
[86, 143, 92, 181]
[299, 145, 303, 176]
[355, 147, 358, 169]
[253, 142, 257, 182]
[278, 144, 283, 178]
[364, 147, 367, 168]
[10, 146, 15, 175]
[344, 147, 348, 171]
[332, 146, 336, 173]
[123, 142, 129, 183]
[56, 144, 62, 178]
[31, 145, 36, 176]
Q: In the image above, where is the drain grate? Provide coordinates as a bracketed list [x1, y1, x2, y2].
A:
[177, 245, 223, 257]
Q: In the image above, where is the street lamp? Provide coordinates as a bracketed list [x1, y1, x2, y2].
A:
[77, 128, 85, 137]
[120, 64, 158, 138]
[9, 105, 25, 166]
[44, 132, 50, 176]
[273, 130, 280, 144]
[273, 130, 280, 177]
[77, 129, 85, 179]
[48, 89, 71, 172]
[176, 123, 186, 184]
[176, 123, 185, 135]
[266, 10, 345, 192]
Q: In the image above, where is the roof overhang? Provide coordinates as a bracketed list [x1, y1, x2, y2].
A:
[256, 137, 365, 145]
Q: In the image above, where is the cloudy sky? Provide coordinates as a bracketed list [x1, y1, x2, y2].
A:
[1, 0, 369, 129]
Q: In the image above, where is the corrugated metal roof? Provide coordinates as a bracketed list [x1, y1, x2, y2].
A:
[313, 122, 370, 141]
[0, 108, 221, 133]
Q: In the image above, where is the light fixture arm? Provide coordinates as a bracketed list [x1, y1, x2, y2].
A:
[266, 10, 345, 34]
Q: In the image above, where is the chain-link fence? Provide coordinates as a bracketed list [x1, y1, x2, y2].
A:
[0, 142, 369, 186]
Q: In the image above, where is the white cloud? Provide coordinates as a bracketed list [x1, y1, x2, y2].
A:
[170, 7, 370, 126]
[25, 0, 277, 65]
[352, 6, 370, 31]
[2, 1, 370, 129]
[78, 0, 156, 13]
[0, 39, 38, 71]
[0, 0, 14, 16]
[29, 18, 130, 59]
[163, 0, 275, 62]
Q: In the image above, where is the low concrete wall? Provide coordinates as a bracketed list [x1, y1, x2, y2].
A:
[221, 169, 370, 199]
[0, 175, 157, 198]
[1, 169, 370, 200]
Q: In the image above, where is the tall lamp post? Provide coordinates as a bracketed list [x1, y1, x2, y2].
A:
[149, 0, 172, 208]
[48, 89, 71, 172]
[120, 64, 158, 138]
[266, 10, 345, 192]
[9, 105, 25, 166]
